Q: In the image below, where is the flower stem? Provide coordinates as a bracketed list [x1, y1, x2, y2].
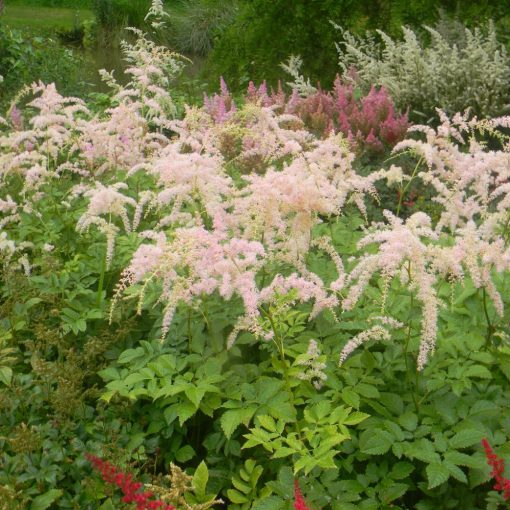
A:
[396, 156, 423, 217]
[96, 247, 107, 307]
[482, 287, 494, 349]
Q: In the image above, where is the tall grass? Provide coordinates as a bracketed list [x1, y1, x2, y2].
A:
[92, 0, 151, 46]
[164, 0, 239, 56]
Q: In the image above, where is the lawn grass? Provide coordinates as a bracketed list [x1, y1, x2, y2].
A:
[2, 3, 93, 31]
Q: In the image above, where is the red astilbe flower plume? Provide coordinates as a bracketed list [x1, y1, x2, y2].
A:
[482, 439, 510, 500]
[86, 453, 175, 510]
[294, 479, 313, 510]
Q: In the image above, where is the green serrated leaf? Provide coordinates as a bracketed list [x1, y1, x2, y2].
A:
[185, 385, 206, 408]
[405, 440, 441, 464]
[257, 415, 277, 432]
[464, 365, 492, 379]
[252, 496, 284, 510]
[220, 407, 256, 439]
[384, 421, 405, 441]
[341, 388, 360, 408]
[176, 400, 198, 426]
[398, 412, 418, 431]
[444, 461, 468, 483]
[355, 383, 380, 399]
[426, 462, 450, 489]
[444, 450, 483, 469]
[449, 429, 483, 449]
[360, 430, 393, 455]
[176, 445, 195, 463]
[227, 489, 249, 504]
[30, 489, 63, 510]
[118, 347, 145, 364]
[389, 461, 414, 480]
[0, 366, 13, 386]
[271, 447, 296, 459]
[379, 482, 409, 503]
[344, 411, 370, 426]
[232, 475, 252, 494]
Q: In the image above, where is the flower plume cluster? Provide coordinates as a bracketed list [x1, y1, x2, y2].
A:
[203, 75, 410, 155]
[0, 25, 510, 371]
[293, 480, 313, 510]
[482, 439, 510, 500]
[86, 453, 175, 510]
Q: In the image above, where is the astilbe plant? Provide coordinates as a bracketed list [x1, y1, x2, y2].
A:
[1, 9, 510, 396]
[203, 75, 410, 156]
[108, 95, 510, 370]
[0, 82, 88, 191]
[202, 100, 311, 173]
[4, 14, 510, 508]
[341, 111, 510, 368]
[0, 26, 185, 268]
[113, 122, 387, 344]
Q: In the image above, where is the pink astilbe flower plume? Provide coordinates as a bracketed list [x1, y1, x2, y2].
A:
[294, 480, 313, 510]
[482, 439, 510, 500]
[86, 453, 175, 510]
[203, 77, 236, 123]
[76, 183, 137, 267]
[343, 211, 439, 369]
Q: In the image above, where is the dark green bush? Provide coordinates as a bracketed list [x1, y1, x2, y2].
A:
[206, 0, 369, 90]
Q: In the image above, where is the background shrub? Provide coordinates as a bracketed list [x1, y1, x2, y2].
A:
[205, 0, 370, 90]
[336, 23, 510, 122]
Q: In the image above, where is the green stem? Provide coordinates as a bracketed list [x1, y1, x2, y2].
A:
[263, 306, 303, 439]
[482, 287, 494, 349]
[396, 157, 423, 217]
[96, 248, 107, 307]
[187, 308, 193, 354]
[404, 262, 420, 412]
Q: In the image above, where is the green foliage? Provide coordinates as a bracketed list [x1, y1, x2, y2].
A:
[227, 459, 271, 508]
[206, 0, 369, 90]
[1, 26, 510, 509]
[0, 113, 508, 506]
[7, 0, 92, 7]
[0, 27, 85, 107]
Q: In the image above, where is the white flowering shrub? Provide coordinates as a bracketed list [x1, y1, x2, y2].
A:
[335, 22, 510, 121]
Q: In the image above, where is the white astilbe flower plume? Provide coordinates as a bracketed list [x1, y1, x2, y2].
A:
[344, 211, 440, 369]
[339, 316, 403, 365]
[77, 183, 137, 267]
[296, 339, 327, 390]
[393, 111, 510, 234]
